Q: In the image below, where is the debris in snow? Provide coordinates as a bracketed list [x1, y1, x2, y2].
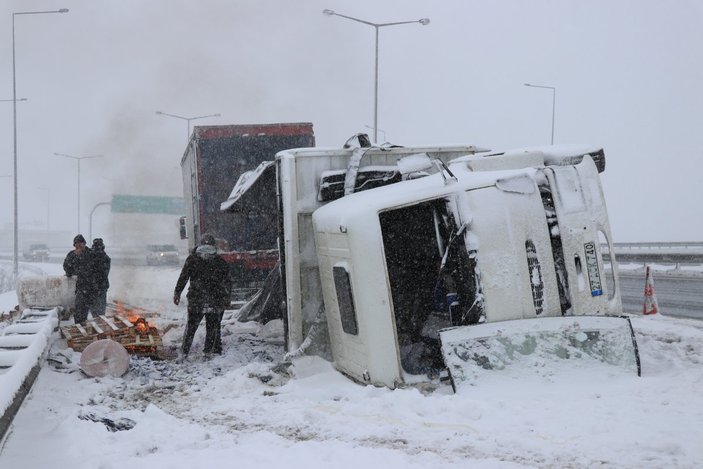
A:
[78, 411, 136, 432]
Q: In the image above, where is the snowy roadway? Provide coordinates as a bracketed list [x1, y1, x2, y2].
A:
[618, 268, 703, 320]
[0, 263, 702, 468]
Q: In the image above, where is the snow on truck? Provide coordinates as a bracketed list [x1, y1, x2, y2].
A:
[221, 134, 641, 390]
[180, 123, 314, 298]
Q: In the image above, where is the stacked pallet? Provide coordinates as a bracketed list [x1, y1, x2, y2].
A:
[60, 314, 163, 358]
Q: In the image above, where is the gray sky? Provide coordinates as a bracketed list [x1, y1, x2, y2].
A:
[0, 0, 701, 243]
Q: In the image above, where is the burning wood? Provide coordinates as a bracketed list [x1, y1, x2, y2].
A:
[107, 301, 160, 320]
[60, 301, 166, 359]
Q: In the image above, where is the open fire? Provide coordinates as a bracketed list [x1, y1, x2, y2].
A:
[132, 317, 156, 336]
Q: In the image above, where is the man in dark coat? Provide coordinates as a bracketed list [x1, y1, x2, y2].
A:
[173, 234, 231, 358]
[63, 234, 96, 324]
[90, 238, 111, 315]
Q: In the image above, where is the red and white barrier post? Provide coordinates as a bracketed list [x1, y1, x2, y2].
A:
[643, 264, 659, 315]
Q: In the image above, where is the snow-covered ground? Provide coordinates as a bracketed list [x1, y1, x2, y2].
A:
[0, 262, 702, 468]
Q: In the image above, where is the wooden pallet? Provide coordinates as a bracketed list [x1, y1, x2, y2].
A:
[60, 314, 163, 356]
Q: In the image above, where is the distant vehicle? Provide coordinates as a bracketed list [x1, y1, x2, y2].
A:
[23, 243, 50, 262]
[145, 244, 180, 266]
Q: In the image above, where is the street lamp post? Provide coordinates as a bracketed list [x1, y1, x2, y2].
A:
[323, 9, 429, 144]
[155, 111, 221, 140]
[89, 202, 111, 243]
[54, 153, 104, 234]
[12, 7, 69, 276]
[524, 83, 556, 145]
[1, 100, 25, 239]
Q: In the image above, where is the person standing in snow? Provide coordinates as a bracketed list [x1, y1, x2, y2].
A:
[63, 234, 96, 324]
[173, 234, 231, 358]
[90, 238, 111, 315]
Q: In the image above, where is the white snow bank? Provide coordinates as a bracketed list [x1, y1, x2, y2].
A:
[0, 308, 58, 417]
[3, 311, 701, 468]
[2, 265, 702, 468]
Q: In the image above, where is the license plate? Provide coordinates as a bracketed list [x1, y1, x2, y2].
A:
[583, 242, 602, 296]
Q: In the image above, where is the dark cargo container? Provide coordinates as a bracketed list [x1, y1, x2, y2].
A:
[180, 123, 315, 298]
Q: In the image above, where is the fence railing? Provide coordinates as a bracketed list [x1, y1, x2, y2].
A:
[602, 242, 703, 265]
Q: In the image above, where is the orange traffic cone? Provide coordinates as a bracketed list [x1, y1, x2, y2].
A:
[643, 264, 659, 315]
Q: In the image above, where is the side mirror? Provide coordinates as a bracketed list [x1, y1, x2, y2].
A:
[396, 153, 433, 175]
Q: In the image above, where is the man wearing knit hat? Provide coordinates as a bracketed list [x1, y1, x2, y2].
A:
[63, 234, 97, 323]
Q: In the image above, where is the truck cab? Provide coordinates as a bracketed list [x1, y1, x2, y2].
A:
[311, 148, 620, 388]
[221, 137, 629, 389]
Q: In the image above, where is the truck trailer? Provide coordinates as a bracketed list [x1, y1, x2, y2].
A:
[180, 123, 314, 297]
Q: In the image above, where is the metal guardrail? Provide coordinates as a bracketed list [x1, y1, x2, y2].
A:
[602, 242, 703, 265]
[0, 247, 187, 268]
[609, 241, 703, 250]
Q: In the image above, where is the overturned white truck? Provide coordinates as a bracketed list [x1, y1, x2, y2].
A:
[222, 135, 640, 390]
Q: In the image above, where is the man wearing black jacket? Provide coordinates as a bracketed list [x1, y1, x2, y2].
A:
[173, 234, 231, 358]
[90, 238, 111, 315]
[63, 234, 96, 324]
